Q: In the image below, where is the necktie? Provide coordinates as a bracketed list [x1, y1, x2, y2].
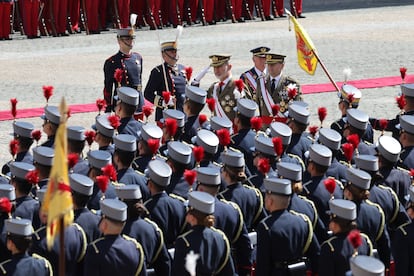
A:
[271, 78, 276, 94]
[219, 81, 224, 93]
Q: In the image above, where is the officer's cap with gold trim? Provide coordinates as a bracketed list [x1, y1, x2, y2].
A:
[13, 121, 34, 139]
[234, 98, 259, 118]
[116, 185, 142, 200]
[146, 159, 172, 187]
[250, 46, 271, 57]
[338, 84, 361, 107]
[375, 135, 401, 163]
[399, 114, 414, 135]
[33, 146, 54, 167]
[117, 27, 135, 38]
[308, 144, 332, 167]
[318, 128, 342, 151]
[5, 218, 33, 236]
[346, 108, 368, 130]
[161, 41, 177, 52]
[350, 255, 385, 276]
[188, 191, 215, 214]
[113, 134, 136, 152]
[269, 122, 292, 145]
[70, 173, 93, 196]
[0, 184, 15, 201]
[67, 126, 85, 141]
[346, 167, 371, 190]
[329, 199, 357, 221]
[355, 155, 379, 173]
[277, 162, 302, 182]
[167, 141, 192, 165]
[100, 198, 127, 222]
[221, 148, 244, 168]
[264, 178, 292, 196]
[196, 167, 221, 186]
[401, 83, 414, 98]
[265, 53, 286, 64]
[209, 54, 231, 67]
[87, 150, 112, 169]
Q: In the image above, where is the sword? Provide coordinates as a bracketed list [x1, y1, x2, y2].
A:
[113, 0, 121, 29]
[38, 2, 49, 36]
[184, 0, 192, 25]
[226, 0, 236, 23]
[243, 0, 252, 20]
[198, 0, 206, 25]
[175, 0, 182, 26]
[14, 0, 25, 35]
[145, 0, 157, 29]
[80, 0, 89, 34]
[255, 0, 265, 21]
[10, 1, 15, 34]
[48, 0, 58, 36]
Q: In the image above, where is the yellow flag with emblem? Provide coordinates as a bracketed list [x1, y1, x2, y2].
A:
[41, 98, 74, 250]
[287, 10, 318, 75]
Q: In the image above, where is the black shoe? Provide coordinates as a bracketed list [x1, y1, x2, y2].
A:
[278, 14, 287, 18]
[298, 14, 306, 18]
[265, 16, 273, 21]
[207, 20, 216, 25]
[237, 18, 245, 23]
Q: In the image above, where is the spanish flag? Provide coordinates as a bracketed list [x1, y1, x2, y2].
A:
[41, 98, 74, 250]
[287, 10, 318, 75]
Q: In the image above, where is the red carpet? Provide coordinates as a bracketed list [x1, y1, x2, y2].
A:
[1, 75, 412, 121]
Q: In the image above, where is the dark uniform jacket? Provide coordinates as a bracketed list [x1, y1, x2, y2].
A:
[40, 135, 55, 148]
[167, 174, 190, 199]
[74, 207, 101, 243]
[286, 133, 312, 161]
[14, 195, 40, 223]
[331, 115, 374, 144]
[400, 146, 414, 171]
[132, 155, 152, 174]
[118, 117, 142, 140]
[182, 115, 200, 144]
[380, 166, 411, 206]
[172, 225, 236, 275]
[117, 168, 150, 201]
[391, 221, 414, 276]
[87, 182, 117, 211]
[0, 252, 52, 276]
[370, 109, 414, 139]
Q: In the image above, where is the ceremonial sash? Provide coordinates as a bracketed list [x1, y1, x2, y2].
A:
[245, 72, 257, 91]
[212, 83, 231, 122]
[260, 77, 275, 115]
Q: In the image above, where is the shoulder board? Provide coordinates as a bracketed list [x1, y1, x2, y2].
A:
[177, 229, 194, 247]
[321, 236, 337, 252]
[289, 210, 307, 221]
[154, 66, 162, 73]
[169, 193, 186, 202]
[305, 135, 315, 142]
[32, 253, 53, 270]
[122, 234, 139, 246]
[0, 259, 11, 274]
[90, 237, 106, 254]
[72, 223, 88, 262]
[90, 209, 98, 215]
[212, 161, 223, 168]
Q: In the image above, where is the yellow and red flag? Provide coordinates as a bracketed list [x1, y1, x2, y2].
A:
[41, 98, 73, 250]
[287, 11, 318, 75]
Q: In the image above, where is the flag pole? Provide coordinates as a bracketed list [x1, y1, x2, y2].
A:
[311, 49, 341, 93]
[59, 216, 66, 276]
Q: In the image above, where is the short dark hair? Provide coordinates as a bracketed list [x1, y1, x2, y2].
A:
[186, 99, 204, 115]
[114, 149, 135, 167]
[7, 234, 32, 252]
[72, 190, 90, 208]
[68, 139, 85, 154]
[12, 178, 32, 195]
[236, 113, 251, 128]
[15, 136, 33, 151]
[121, 102, 137, 117]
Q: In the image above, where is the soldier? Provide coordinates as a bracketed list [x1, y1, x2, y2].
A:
[349, 255, 385, 276]
[92, 114, 115, 155]
[182, 85, 207, 144]
[2, 121, 35, 175]
[172, 191, 236, 275]
[67, 126, 89, 175]
[144, 159, 187, 247]
[256, 178, 320, 275]
[144, 41, 188, 122]
[114, 87, 143, 139]
[398, 114, 414, 170]
[84, 199, 146, 275]
[319, 199, 373, 276]
[132, 123, 163, 173]
[32, 146, 54, 196]
[116, 185, 171, 275]
[103, 28, 143, 113]
[113, 134, 149, 201]
[0, 218, 52, 275]
[240, 46, 270, 102]
[207, 54, 240, 122]
[286, 103, 312, 161]
[40, 105, 60, 148]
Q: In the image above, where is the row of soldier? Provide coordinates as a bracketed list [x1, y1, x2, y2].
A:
[0, 0, 305, 40]
[0, 71, 413, 275]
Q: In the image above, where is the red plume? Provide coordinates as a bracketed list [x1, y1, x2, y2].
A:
[9, 139, 19, 157]
[143, 106, 154, 119]
[198, 114, 208, 126]
[68, 153, 79, 169]
[184, 169, 197, 186]
[10, 98, 17, 119]
[272, 104, 280, 116]
[185, 67, 193, 82]
[114, 68, 124, 84]
[324, 178, 336, 195]
[96, 99, 106, 113]
[162, 91, 171, 104]
[84, 130, 96, 147]
[42, 85, 54, 102]
[396, 95, 406, 110]
[25, 170, 39, 185]
[250, 117, 263, 132]
[102, 164, 117, 181]
[309, 125, 319, 137]
[347, 134, 360, 150]
[288, 87, 297, 100]
[342, 143, 354, 162]
[216, 128, 231, 147]
[347, 93, 355, 104]
[165, 118, 177, 137]
[400, 67, 407, 81]
[257, 158, 270, 175]
[0, 198, 12, 214]
[96, 175, 109, 193]
[318, 107, 327, 124]
[107, 115, 121, 129]
[193, 146, 204, 163]
[348, 229, 362, 249]
[206, 98, 216, 112]
[379, 119, 388, 132]
[409, 169, 414, 178]
[235, 79, 244, 92]
[147, 139, 160, 156]
[31, 130, 42, 143]
[272, 137, 284, 157]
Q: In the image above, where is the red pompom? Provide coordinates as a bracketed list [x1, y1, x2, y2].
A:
[288, 87, 297, 100]
[257, 158, 270, 175]
[68, 153, 79, 169]
[143, 106, 154, 118]
[198, 114, 208, 126]
[318, 107, 327, 123]
[272, 104, 280, 116]
[409, 169, 414, 177]
[162, 91, 171, 104]
[250, 117, 263, 132]
[96, 99, 106, 112]
[347, 134, 360, 150]
[193, 146, 204, 163]
[400, 67, 407, 81]
[216, 128, 231, 147]
[9, 139, 19, 157]
[10, 98, 17, 119]
[102, 164, 117, 181]
[185, 67, 193, 82]
[107, 115, 121, 129]
[114, 68, 124, 84]
[342, 143, 354, 162]
[165, 118, 178, 137]
[96, 175, 109, 193]
[25, 170, 39, 185]
[396, 95, 406, 110]
[42, 85, 54, 102]
[324, 178, 336, 194]
[347, 93, 355, 104]
[235, 79, 244, 92]
[272, 137, 284, 157]
[0, 197, 12, 214]
[184, 169, 197, 186]
[31, 130, 42, 142]
[309, 125, 319, 137]
[84, 130, 96, 146]
[347, 229, 362, 249]
[378, 119, 388, 131]
[206, 98, 216, 112]
[147, 139, 160, 155]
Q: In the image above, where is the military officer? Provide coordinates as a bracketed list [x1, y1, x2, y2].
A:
[398, 114, 414, 170]
[286, 103, 313, 161]
[132, 123, 163, 173]
[103, 28, 144, 113]
[144, 41, 188, 122]
[92, 114, 115, 155]
[256, 178, 320, 275]
[40, 105, 60, 148]
[172, 191, 236, 275]
[182, 85, 207, 144]
[207, 54, 240, 122]
[84, 199, 147, 275]
[67, 126, 89, 176]
[0, 218, 52, 275]
[114, 86, 143, 139]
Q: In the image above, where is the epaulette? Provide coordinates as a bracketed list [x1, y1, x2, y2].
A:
[0, 259, 11, 274]
[360, 232, 374, 256]
[169, 193, 186, 203]
[72, 223, 87, 262]
[212, 161, 223, 168]
[290, 210, 313, 254]
[144, 218, 165, 264]
[144, 198, 153, 206]
[176, 229, 194, 247]
[154, 65, 162, 73]
[221, 199, 244, 243]
[156, 154, 167, 161]
[321, 236, 337, 252]
[377, 184, 400, 223]
[302, 180, 312, 195]
[32, 253, 53, 272]
[33, 226, 46, 240]
[211, 227, 231, 275]
[365, 200, 386, 242]
[332, 121, 343, 131]
[122, 234, 145, 275]
[305, 135, 315, 142]
[243, 184, 264, 224]
[90, 237, 105, 254]
[0, 172, 10, 181]
[298, 195, 319, 229]
[287, 153, 306, 171]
